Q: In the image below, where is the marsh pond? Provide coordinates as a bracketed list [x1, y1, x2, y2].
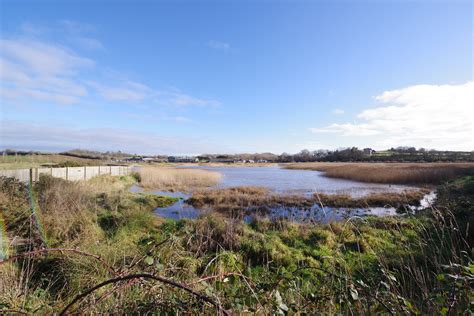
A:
[131, 166, 434, 223]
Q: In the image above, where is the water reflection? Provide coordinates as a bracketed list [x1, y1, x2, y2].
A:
[182, 165, 416, 197]
[152, 197, 399, 224]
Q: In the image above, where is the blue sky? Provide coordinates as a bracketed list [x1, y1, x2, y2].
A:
[1, 0, 472, 154]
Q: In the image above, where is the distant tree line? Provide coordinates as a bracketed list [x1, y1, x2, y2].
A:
[200, 147, 473, 162]
[276, 147, 474, 162]
[60, 149, 134, 160]
[2, 147, 473, 162]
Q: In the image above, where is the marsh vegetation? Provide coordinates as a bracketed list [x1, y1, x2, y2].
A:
[284, 162, 474, 184]
[0, 169, 472, 314]
[187, 186, 430, 215]
[138, 167, 222, 192]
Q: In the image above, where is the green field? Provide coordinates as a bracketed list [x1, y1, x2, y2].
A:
[0, 154, 105, 169]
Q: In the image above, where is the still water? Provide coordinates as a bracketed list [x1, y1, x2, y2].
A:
[132, 166, 428, 223]
[183, 166, 414, 196]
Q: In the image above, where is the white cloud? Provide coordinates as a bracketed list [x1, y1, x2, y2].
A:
[1, 32, 221, 108]
[1, 38, 93, 75]
[0, 39, 92, 105]
[207, 40, 230, 51]
[332, 108, 345, 115]
[86, 80, 219, 107]
[0, 120, 224, 155]
[310, 82, 474, 150]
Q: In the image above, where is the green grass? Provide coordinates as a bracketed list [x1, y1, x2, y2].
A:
[0, 174, 472, 314]
[0, 154, 105, 169]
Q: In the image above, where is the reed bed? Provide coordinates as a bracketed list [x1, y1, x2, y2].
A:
[188, 186, 430, 213]
[316, 190, 430, 208]
[283, 162, 474, 184]
[139, 167, 221, 191]
[188, 186, 271, 213]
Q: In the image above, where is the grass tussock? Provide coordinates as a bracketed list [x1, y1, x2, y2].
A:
[284, 162, 474, 184]
[139, 167, 221, 191]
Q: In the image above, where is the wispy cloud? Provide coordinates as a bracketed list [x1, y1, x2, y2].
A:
[88, 80, 151, 102]
[310, 82, 474, 150]
[0, 120, 223, 155]
[1, 26, 221, 108]
[19, 20, 104, 51]
[86, 80, 220, 107]
[207, 40, 230, 51]
[0, 38, 92, 105]
[1, 38, 94, 75]
[166, 92, 220, 107]
[332, 108, 345, 115]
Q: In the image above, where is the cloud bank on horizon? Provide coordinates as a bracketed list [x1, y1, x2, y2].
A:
[3, 80, 471, 154]
[310, 82, 474, 151]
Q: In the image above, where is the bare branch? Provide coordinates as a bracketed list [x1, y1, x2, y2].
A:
[59, 273, 230, 316]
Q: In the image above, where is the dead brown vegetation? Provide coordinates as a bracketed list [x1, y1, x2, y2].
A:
[283, 162, 474, 184]
[316, 189, 430, 208]
[187, 186, 429, 215]
[139, 167, 221, 192]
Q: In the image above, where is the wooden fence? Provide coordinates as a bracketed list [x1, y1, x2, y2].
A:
[0, 166, 132, 183]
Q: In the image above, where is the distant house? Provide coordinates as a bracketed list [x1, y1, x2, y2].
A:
[168, 156, 197, 163]
[124, 156, 144, 162]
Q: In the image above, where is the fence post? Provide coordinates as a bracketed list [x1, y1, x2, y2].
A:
[35, 168, 38, 182]
[29, 168, 33, 184]
[66, 167, 68, 181]
[84, 166, 87, 180]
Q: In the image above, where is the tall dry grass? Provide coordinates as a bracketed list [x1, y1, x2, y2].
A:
[139, 167, 221, 191]
[283, 162, 474, 184]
